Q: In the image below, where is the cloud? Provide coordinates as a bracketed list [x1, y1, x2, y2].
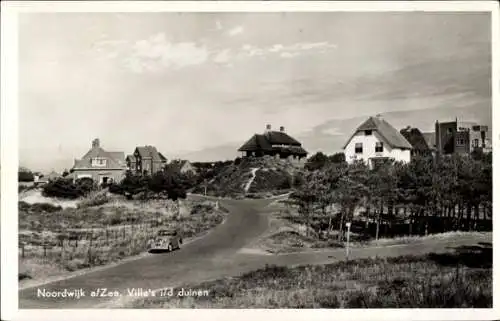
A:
[322, 127, 344, 136]
[215, 20, 223, 31]
[213, 49, 232, 64]
[228, 26, 244, 36]
[124, 33, 209, 72]
[280, 52, 298, 59]
[239, 41, 337, 60]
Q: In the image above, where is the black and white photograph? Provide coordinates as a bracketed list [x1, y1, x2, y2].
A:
[1, 1, 498, 320]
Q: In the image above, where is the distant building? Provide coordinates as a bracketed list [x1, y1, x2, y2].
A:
[126, 146, 167, 175]
[399, 126, 433, 157]
[169, 159, 197, 175]
[70, 138, 127, 184]
[434, 118, 490, 155]
[343, 115, 413, 168]
[237, 124, 308, 162]
[34, 171, 61, 186]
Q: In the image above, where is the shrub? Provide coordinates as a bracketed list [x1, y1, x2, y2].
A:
[64, 258, 89, 272]
[18, 170, 34, 182]
[108, 183, 123, 195]
[42, 178, 94, 199]
[19, 201, 62, 213]
[78, 193, 109, 208]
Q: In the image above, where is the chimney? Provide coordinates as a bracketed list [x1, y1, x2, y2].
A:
[280, 126, 285, 132]
[92, 138, 100, 148]
[266, 124, 271, 131]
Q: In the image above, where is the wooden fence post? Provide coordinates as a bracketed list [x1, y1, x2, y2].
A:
[43, 244, 47, 257]
[61, 238, 65, 259]
[21, 243, 25, 258]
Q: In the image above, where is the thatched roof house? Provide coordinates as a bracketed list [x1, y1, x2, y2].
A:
[238, 124, 308, 160]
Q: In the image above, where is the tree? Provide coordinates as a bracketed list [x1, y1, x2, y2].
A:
[329, 152, 346, 164]
[289, 171, 321, 237]
[333, 161, 369, 241]
[367, 159, 398, 239]
[305, 152, 329, 171]
[18, 168, 34, 182]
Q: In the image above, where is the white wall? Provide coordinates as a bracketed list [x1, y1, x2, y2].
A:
[344, 131, 411, 164]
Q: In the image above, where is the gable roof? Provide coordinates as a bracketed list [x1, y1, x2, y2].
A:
[343, 116, 413, 150]
[73, 145, 126, 170]
[422, 132, 436, 149]
[126, 154, 136, 162]
[400, 127, 431, 151]
[134, 146, 166, 162]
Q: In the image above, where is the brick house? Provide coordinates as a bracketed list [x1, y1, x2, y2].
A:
[126, 146, 167, 175]
[70, 138, 127, 184]
[434, 118, 490, 155]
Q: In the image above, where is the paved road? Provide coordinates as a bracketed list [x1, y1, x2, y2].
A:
[19, 195, 492, 309]
[19, 196, 272, 308]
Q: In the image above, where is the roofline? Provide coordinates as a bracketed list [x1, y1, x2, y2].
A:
[342, 129, 413, 150]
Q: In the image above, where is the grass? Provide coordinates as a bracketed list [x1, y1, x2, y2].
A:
[131, 245, 492, 308]
[18, 198, 228, 283]
[193, 156, 304, 198]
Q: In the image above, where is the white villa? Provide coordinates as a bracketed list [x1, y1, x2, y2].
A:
[343, 115, 413, 168]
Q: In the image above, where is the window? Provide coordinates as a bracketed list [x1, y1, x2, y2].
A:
[375, 142, 383, 153]
[91, 158, 107, 167]
[457, 138, 465, 146]
[447, 128, 453, 134]
[355, 143, 363, 154]
[364, 130, 372, 136]
[473, 139, 479, 148]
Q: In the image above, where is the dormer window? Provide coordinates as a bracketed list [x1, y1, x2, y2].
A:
[364, 130, 372, 136]
[91, 158, 107, 167]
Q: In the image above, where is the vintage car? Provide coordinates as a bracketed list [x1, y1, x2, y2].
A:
[147, 229, 182, 252]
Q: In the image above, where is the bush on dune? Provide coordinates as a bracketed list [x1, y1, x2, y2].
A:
[42, 177, 97, 199]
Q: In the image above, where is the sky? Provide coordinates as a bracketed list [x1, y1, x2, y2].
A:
[18, 12, 492, 171]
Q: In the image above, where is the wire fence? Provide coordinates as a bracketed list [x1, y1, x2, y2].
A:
[19, 220, 173, 264]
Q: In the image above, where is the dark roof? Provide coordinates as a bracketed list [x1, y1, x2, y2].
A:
[238, 134, 272, 152]
[134, 146, 165, 162]
[126, 154, 136, 162]
[343, 116, 413, 150]
[264, 131, 301, 146]
[238, 130, 305, 154]
[422, 132, 436, 149]
[400, 127, 431, 151]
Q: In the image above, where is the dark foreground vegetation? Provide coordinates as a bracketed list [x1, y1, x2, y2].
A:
[289, 151, 492, 241]
[132, 242, 492, 308]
